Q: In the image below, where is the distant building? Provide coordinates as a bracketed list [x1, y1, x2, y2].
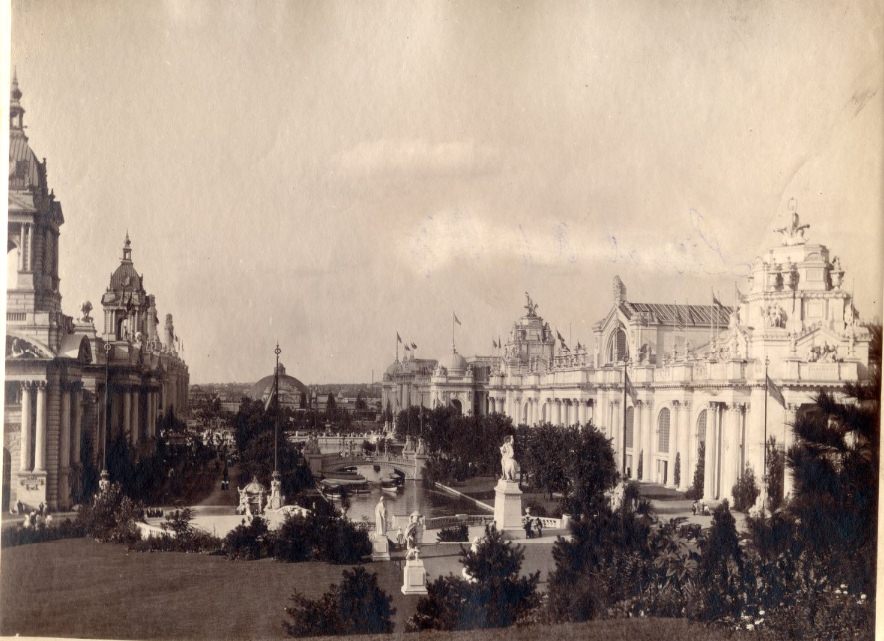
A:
[248, 363, 309, 409]
[382, 210, 872, 506]
[4, 74, 189, 511]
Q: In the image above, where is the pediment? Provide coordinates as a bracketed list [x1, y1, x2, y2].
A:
[6, 334, 53, 360]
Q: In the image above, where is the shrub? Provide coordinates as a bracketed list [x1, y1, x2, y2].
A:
[436, 523, 468, 543]
[130, 508, 222, 554]
[637, 451, 643, 480]
[732, 465, 760, 512]
[1, 518, 86, 548]
[409, 525, 540, 631]
[223, 516, 271, 560]
[673, 452, 681, 487]
[273, 514, 314, 562]
[272, 510, 371, 564]
[283, 567, 395, 637]
[75, 482, 142, 544]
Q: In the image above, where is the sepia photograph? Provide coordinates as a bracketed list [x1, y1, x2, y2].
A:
[1, 1, 882, 640]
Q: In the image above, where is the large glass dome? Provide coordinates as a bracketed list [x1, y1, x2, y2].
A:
[248, 363, 309, 408]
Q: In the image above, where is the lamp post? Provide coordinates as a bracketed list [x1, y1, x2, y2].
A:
[99, 342, 112, 493]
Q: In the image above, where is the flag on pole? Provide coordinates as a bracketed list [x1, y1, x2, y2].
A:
[396, 333, 403, 344]
[493, 338, 498, 349]
[766, 374, 785, 407]
[411, 342, 417, 350]
[453, 313, 462, 326]
[556, 329, 565, 343]
[624, 370, 638, 403]
[712, 290, 725, 308]
[264, 388, 276, 412]
[404, 345, 411, 352]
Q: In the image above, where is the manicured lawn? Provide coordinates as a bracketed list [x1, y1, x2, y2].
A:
[0, 538, 419, 639]
[1, 538, 741, 641]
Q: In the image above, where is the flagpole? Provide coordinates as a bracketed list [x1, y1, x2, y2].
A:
[274, 342, 281, 474]
[763, 355, 769, 512]
[622, 359, 628, 476]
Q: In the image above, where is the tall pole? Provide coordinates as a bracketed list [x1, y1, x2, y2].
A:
[763, 355, 769, 511]
[622, 359, 628, 476]
[101, 342, 112, 489]
[274, 343, 281, 473]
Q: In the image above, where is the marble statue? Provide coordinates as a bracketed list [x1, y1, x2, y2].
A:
[404, 512, 421, 560]
[374, 495, 388, 536]
[500, 434, 517, 481]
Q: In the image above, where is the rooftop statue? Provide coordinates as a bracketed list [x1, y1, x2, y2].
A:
[774, 210, 810, 246]
[524, 291, 539, 317]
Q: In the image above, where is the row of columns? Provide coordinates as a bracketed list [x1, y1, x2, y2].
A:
[19, 380, 84, 473]
[118, 387, 160, 447]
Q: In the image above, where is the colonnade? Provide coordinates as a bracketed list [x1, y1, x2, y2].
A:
[115, 385, 161, 447]
[486, 393, 593, 427]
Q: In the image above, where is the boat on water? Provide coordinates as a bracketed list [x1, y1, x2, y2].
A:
[380, 476, 404, 493]
[318, 478, 371, 498]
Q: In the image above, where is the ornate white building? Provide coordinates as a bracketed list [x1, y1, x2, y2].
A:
[4, 75, 189, 511]
[382, 212, 872, 505]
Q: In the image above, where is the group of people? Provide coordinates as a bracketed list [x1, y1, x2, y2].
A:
[18, 502, 52, 529]
[523, 511, 544, 539]
[691, 500, 711, 516]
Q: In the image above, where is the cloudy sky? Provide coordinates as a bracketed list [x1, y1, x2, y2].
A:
[8, 0, 883, 384]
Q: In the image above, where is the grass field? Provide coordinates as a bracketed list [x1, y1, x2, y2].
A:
[0, 537, 741, 641]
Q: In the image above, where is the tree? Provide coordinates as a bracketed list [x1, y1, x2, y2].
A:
[284, 567, 395, 637]
[731, 465, 760, 512]
[560, 424, 619, 518]
[325, 393, 337, 420]
[765, 437, 785, 511]
[695, 502, 745, 621]
[548, 493, 653, 622]
[409, 526, 539, 631]
[786, 325, 880, 593]
[355, 392, 367, 411]
[238, 431, 314, 499]
[687, 441, 705, 499]
[518, 424, 572, 498]
[673, 452, 681, 487]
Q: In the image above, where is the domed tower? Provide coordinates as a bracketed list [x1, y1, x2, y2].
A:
[7, 71, 66, 350]
[101, 233, 149, 342]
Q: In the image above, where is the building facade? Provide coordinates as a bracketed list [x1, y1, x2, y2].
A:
[382, 213, 872, 505]
[4, 75, 189, 511]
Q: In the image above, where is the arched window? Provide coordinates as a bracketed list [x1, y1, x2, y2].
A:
[657, 408, 671, 453]
[607, 326, 629, 363]
[624, 406, 634, 448]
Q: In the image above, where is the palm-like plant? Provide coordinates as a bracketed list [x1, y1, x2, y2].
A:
[787, 324, 880, 593]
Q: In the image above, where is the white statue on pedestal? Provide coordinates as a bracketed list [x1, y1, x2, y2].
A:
[374, 495, 388, 537]
[404, 512, 421, 560]
[500, 435, 517, 481]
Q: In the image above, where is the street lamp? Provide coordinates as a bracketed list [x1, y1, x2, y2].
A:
[99, 342, 112, 493]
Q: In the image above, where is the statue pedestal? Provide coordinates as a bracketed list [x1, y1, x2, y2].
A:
[371, 533, 391, 561]
[401, 558, 428, 595]
[494, 479, 524, 539]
